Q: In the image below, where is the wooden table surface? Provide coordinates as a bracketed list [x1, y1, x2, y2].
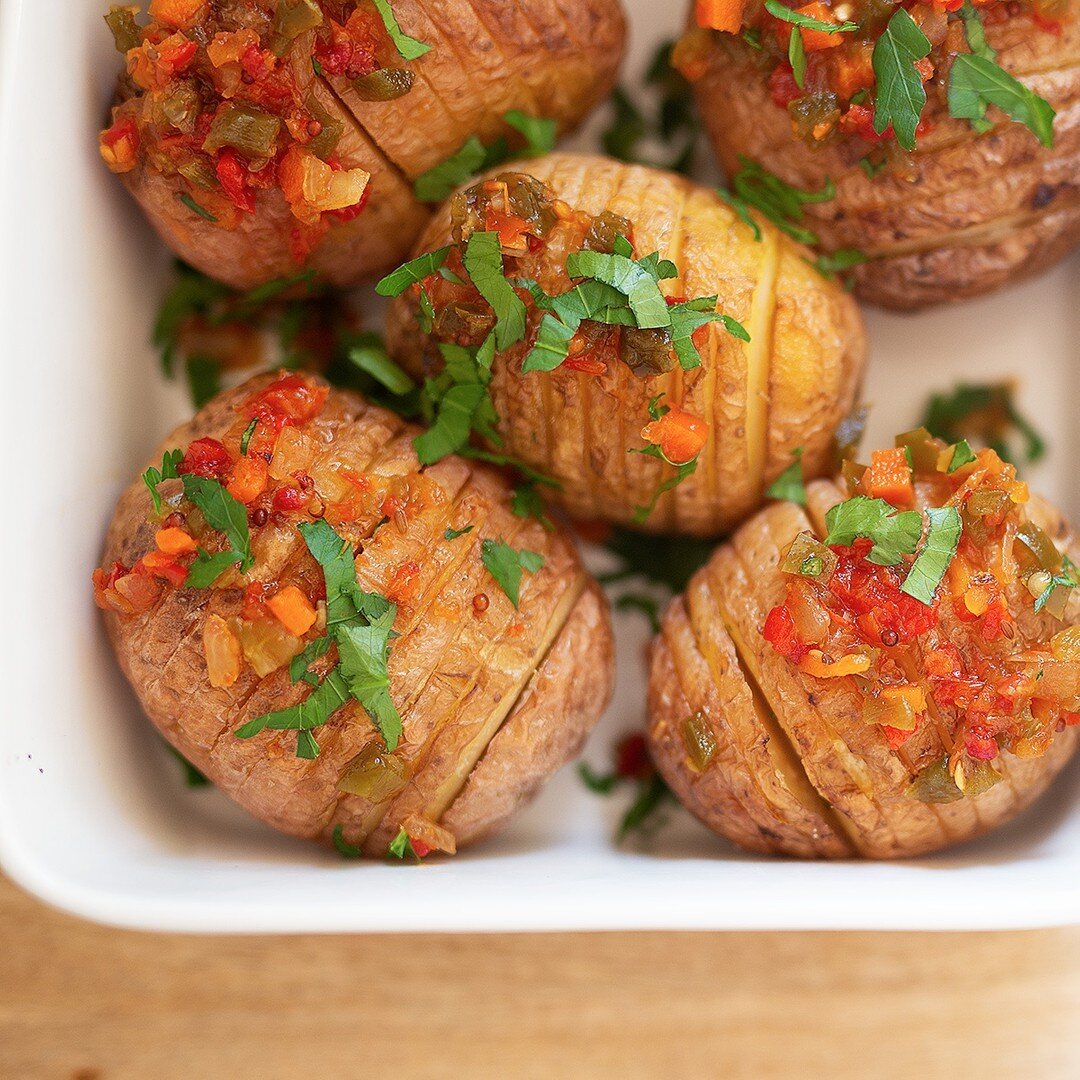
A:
[2, 874, 1078, 1079]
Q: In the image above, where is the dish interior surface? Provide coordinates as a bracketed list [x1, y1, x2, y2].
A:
[2, 0, 1079, 932]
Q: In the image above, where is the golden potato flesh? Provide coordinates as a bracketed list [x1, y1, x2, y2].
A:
[687, 9, 1080, 310]
[648, 445, 1080, 859]
[386, 152, 867, 537]
[95, 374, 613, 856]
[100, 0, 626, 290]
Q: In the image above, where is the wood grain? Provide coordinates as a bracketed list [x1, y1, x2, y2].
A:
[1, 872, 1078, 1080]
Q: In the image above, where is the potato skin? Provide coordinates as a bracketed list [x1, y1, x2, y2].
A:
[99, 375, 614, 854]
[648, 479, 1080, 859]
[107, 1, 626, 290]
[387, 152, 867, 537]
[691, 14, 1080, 310]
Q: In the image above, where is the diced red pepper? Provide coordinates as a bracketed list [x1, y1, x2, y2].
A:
[215, 148, 257, 214]
[179, 437, 233, 480]
[763, 604, 810, 663]
[242, 374, 329, 431]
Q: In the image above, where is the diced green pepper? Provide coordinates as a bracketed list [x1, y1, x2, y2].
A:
[271, 0, 323, 57]
[105, 5, 141, 54]
[681, 713, 716, 772]
[352, 68, 415, 101]
[203, 104, 282, 159]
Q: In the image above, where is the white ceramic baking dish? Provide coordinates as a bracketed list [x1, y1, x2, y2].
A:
[2, 0, 1078, 932]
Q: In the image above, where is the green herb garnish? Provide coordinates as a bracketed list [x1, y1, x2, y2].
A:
[463, 231, 528, 350]
[511, 481, 553, 529]
[180, 473, 254, 573]
[234, 520, 401, 758]
[948, 53, 1055, 148]
[375, 247, 450, 297]
[185, 354, 221, 409]
[413, 137, 488, 202]
[444, 525, 474, 541]
[370, 0, 432, 61]
[177, 192, 218, 222]
[901, 506, 963, 605]
[387, 827, 424, 861]
[823, 495, 923, 566]
[871, 9, 932, 150]
[920, 382, 1045, 465]
[765, 0, 858, 33]
[947, 439, 977, 473]
[346, 333, 418, 395]
[480, 538, 545, 608]
[1034, 556, 1079, 614]
[613, 593, 661, 634]
[142, 449, 183, 516]
[332, 825, 364, 859]
[767, 447, 806, 505]
[721, 158, 834, 246]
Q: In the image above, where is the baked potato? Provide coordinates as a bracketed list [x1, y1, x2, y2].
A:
[93, 372, 614, 856]
[680, 0, 1080, 310]
[98, 0, 626, 289]
[385, 152, 867, 536]
[648, 432, 1080, 857]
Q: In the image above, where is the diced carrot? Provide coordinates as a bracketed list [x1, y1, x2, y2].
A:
[149, 0, 208, 29]
[227, 455, 269, 504]
[778, 3, 847, 51]
[861, 447, 915, 508]
[829, 43, 875, 99]
[798, 650, 872, 678]
[155, 527, 198, 556]
[267, 585, 318, 638]
[696, 0, 748, 33]
[640, 407, 709, 466]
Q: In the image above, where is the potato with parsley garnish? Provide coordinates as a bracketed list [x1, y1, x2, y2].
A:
[98, 0, 626, 289]
[94, 373, 614, 857]
[384, 153, 866, 537]
[680, 0, 1080, 310]
[648, 431, 1080, 858]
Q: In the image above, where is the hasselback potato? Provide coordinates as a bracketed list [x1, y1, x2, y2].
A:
[94, 373, 614, 856]
[98, 0, 625, 289]
[386, 152, 866, 536]
[681, 0, 1080, 309]
[649, 434, 1080, 857]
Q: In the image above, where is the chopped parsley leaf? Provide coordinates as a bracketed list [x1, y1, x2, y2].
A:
[480, 538, 545, 608]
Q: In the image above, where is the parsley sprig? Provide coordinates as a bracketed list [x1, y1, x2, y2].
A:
[948, 3, 1055, 146]
[480, 538, 545, 608]
[719, 158, 834, 246]
[767, 447, 807, 506]
[370, 0, 431, 61]
[871, 9, 932, 150]
[824, 496, 963, 605]
[920, 382, 1045, 466]
[521, 238, 748, 374]
[823, 496, 923, 566]
[235, 520, 402, 759]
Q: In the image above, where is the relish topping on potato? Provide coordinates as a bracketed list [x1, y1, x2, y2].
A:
[93, 373, 614, 857]
[682, 0, 1061, 155]
[99, 1, 422, 256]
[380, 169, 751, 520]
[764, 432, 1079, 800]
